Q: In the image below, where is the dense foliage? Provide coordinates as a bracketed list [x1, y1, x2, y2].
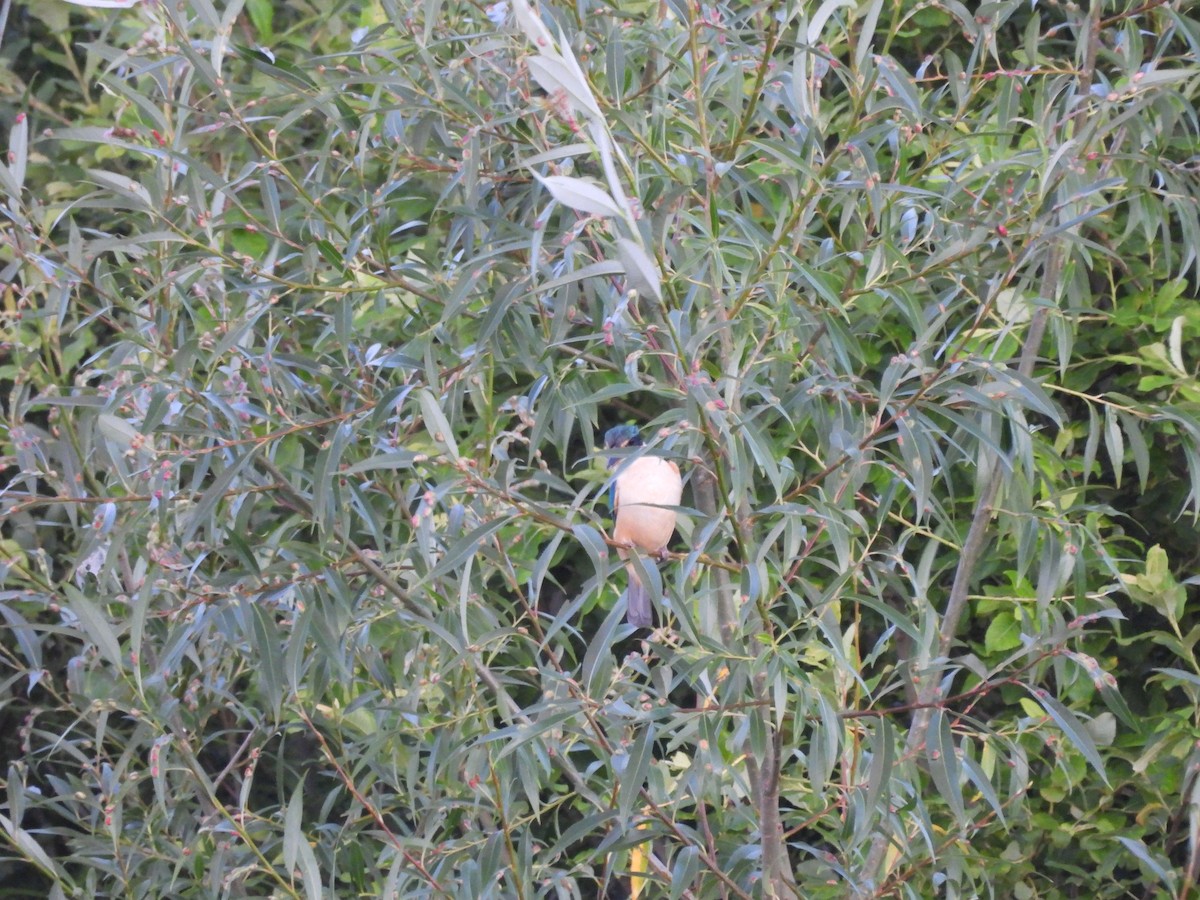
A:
[2, 0, 1200, 897]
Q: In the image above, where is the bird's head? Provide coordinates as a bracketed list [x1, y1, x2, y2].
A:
[604, 424, 644, 467]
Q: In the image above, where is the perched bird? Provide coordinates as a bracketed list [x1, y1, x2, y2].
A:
[604, 425, 683, 627]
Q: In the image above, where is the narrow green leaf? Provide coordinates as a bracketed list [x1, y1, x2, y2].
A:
[616, 238, 662, 303]
[520, 143, 592, 168]
[926, 710, 965, 825]
[1115, 836, 1178, 892]
[856, 717, 894, 844]
[532, 260, 625, 294]
[616, 723, 655, 821]
[961, 751, 1006, 826]
[283, 780, 305, 875]
[1104, 404, 1124, 488]
[0, 598, 42, 678]
[343, 450, 418, 474]
[63, 585, 123, 668]
[0, 813, 63, 877]
[1118, 411, 1150, 491]
[807, 0, 854, 43]
[313, 422, 354, 535]
[1082, 402, 1100, 484]
[417, 388, 459, 459]
[9, 113, 27, 193]
[581, 602, 622, 697]
[182, 448, 260, 544]
[533, 173, 623, 218]
[247, 600, 284, 720]
[85, 168, 152, 210]
[1027, 688, 1109, 785]
[527, 54, 603, 120]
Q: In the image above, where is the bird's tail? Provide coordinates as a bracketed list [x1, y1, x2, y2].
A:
[625, 564, 653, 627]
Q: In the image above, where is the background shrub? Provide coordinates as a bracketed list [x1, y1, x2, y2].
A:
[2, 0, 1200, 897]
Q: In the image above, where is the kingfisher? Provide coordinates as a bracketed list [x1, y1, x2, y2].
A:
[604, 425, 683, 627]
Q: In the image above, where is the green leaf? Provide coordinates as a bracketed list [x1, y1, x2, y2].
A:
[63, 585, 123, 669]
[7, 113, 27, 195]
[0, 813, 64, 878]
[984, 612, 1023, 654]
[0, 598, 43, 681]
[417, 388, 460, 459]
[182, 448, 260, 545]
[616, 723, 655, 821]
[1115, 837, 1178, 893]
[616, 238, 662, 303]
[245, 0, 274, 38]
[284, 781, 324, 900]
[1026, 688, 1110, 786]
[533, 173, 623, 218]
[926, 710, 965, 825]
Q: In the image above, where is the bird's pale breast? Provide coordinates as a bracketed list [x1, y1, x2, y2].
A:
[613, 457, 682, 552]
